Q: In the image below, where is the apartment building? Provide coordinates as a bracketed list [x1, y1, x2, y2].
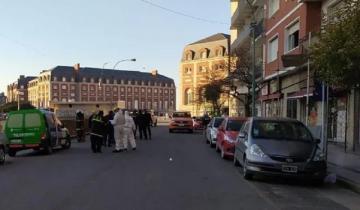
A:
[7, 75, 37, 104]
[179, 33, 233, 116]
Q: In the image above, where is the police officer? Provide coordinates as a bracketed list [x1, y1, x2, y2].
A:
[75, 110, 85, 142]
[144, 110, 153, 140]
[89, 110, 105, 153]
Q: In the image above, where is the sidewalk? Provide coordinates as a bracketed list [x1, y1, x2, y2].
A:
[327, 143, 360, 193]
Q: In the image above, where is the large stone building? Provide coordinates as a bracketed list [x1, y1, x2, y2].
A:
[27, 64, 176, 116]
[7, 75, 37, 104]
[179, 33, 234, 116]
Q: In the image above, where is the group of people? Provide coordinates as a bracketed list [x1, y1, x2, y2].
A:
[76, 109, 153, 154]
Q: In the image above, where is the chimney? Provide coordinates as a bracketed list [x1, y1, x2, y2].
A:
[151, 69, 158, 76]
[74, 63, 80, 71]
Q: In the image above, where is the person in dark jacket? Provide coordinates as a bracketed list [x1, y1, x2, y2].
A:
[75, 110, 85, 142]
[103, 110, 115, 147]
[136, 110, 147, 140]
[144, 110, 153, 140]
[132, 110, 139, 139]
[90, 111, 105, 153]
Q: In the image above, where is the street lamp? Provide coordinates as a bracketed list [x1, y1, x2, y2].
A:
[113, 58, 136, 70]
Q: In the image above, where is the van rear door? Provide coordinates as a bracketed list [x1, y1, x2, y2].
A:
[5, 113, 24, 144]
[23, 112, 44, 144]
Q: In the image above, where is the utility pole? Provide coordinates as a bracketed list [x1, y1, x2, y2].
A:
[251, 21, 256, 117]
[305, 32, 312, 126]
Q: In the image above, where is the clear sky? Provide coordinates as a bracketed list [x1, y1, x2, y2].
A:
[0, 0, 230, 93]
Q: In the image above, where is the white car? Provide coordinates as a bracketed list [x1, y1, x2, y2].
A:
[205, 117, 224, 147]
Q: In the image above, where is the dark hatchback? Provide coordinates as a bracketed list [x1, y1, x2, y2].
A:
[234, 117, 327, 183]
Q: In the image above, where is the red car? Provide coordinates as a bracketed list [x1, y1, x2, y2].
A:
[216, 117, 247, 159]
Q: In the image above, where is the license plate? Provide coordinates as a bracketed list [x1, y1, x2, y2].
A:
[11, 139, 22, 144]
[282, 165, 298, 173]
[179, 124, 184, 127]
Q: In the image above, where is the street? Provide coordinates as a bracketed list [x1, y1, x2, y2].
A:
[1, 126, 360, 210]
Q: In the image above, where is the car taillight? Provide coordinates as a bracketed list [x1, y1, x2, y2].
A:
[41, 133, 46, 140]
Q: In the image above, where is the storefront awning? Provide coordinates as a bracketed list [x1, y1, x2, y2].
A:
[259, 93, 283, 101]
[287, 88, 314, 100]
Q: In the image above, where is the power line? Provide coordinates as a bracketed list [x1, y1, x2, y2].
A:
[139, 0, 228, 25]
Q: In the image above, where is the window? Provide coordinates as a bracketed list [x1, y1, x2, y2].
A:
[268, 36, 278, 62]
[91, 78, 94, 83]
[25, 113, 41, 127]
[186, 53, 193, 61]
[268, 0, 279, 17]
[82, 77, 87, 82]
[7, 114, 23, 128]
[184, 89, 192, 105]
[62, 77, 66, 82]
[215, 49, 221, 57]
[201, 51, 207, 59]
[61, 85, 67, 90]
[53, 77, 57, 81]
[285, 21, 300, 52]
[71, 77, 75, 82]
[53, 85, 58, 90]
[199, 66, 206, 73]
[287, 99, 297, 119]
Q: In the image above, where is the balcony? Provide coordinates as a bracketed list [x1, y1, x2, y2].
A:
[231, 19, 263, 52]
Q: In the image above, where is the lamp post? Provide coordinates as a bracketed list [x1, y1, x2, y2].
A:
[113, 58, 136, 70]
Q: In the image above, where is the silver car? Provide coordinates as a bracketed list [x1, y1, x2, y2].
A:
[233, 117, 327, 183]
[205, 117, 224, 147]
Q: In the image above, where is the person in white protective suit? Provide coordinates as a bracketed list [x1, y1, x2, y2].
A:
[112, 108, 125, 153]
[123, 111, 137, 151]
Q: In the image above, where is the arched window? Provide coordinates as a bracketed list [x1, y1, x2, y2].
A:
[201, 51, 207, 59]
[184, 89, 192, 105]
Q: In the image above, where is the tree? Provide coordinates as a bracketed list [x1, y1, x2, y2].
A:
[0, 102, 35, 113]
[311, 0, 360, 91]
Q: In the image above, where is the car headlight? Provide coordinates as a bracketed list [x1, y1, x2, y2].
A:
[224, 135, 235, 143]
[313, 151, 325, 161]
[249, 144, 267, 158]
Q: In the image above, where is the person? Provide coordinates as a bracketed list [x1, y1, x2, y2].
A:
[103, 110, 115, 147]
[132, 110, 139, 139]
[144, 110, 153, 140]
[75, 110, 85, 142]
[112, 108, 125, 153]
[137, 110, 147, 140]
[202, 112, 211, 127]
[123, 111, 137, 151]
[89, 110, 105, 153]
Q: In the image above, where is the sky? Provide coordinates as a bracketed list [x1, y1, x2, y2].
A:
[0, 0, 230, 94]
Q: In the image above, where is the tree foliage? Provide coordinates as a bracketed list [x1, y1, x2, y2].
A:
[311, 0, 360, 91]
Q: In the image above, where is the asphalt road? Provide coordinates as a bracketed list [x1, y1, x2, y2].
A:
[0, 126, 360, 210]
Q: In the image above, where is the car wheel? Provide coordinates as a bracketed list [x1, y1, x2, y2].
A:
[243, 157, 253, 180]
[169, 129, 173, 133]
[8, 149, 16, 157]
[205, 136, 209, 144]
[44, 140, 53, 155]
[189, 129, 193, 133]
[62, 137, 71, 149]
[0, 147, 5, 165]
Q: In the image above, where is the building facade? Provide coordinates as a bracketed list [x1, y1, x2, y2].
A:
[179, 33, 233, 116]
[27, 64, 176, 116]
[230, 0, 265, 116]
[7, 75, 37, 104]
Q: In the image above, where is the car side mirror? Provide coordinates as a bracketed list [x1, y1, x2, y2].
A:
[315, 138, 321, 144]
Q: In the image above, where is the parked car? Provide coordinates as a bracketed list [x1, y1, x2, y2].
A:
[216, 117, 247, 159]
[4, 109, 71, 157]
[0, 135, 6, 165]
[233, 117, 327, 183]
[205, 117, 224, 147]
[169, 111, 193, 133]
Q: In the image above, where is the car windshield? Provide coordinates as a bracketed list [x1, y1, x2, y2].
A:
[173, 112, 191, 118]
[252, 120, 313, 142]
[226, 120, 244, 131]
[214, 118, 224, 128]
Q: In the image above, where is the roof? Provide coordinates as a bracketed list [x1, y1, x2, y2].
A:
[50, 66, 174, 84]
[188, 33, 230, 46]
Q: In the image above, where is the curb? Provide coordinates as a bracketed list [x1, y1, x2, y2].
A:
[335, 175, 360, 194]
